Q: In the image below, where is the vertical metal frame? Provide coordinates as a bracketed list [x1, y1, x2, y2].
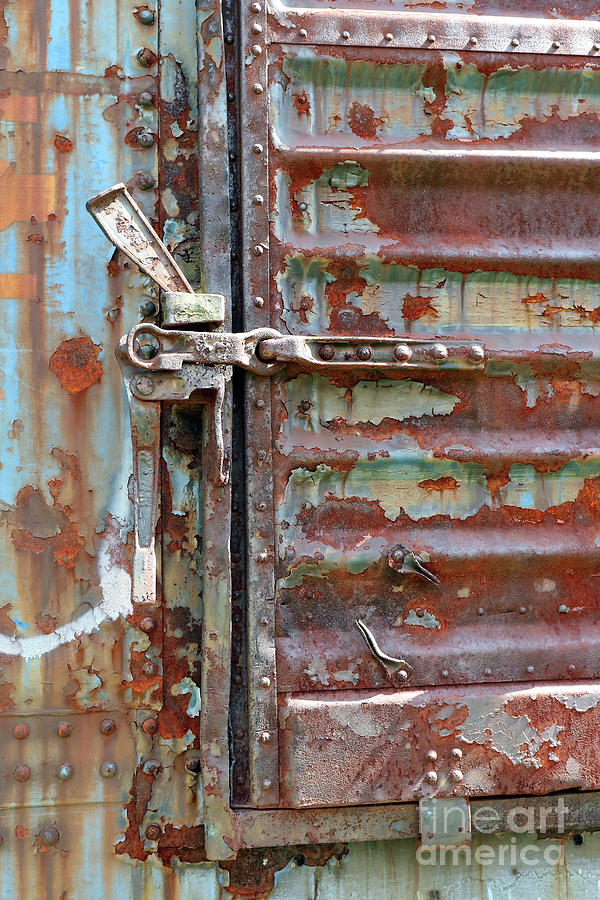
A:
[240, 0, 281, 807]
[195, 0, 237, 860]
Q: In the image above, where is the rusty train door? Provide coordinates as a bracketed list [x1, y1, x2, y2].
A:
[85, 0, 600, 863]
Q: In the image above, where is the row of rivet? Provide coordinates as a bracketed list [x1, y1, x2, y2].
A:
[11, 718, 118, 740]
[425, 748, 464, 784]
[438, 664, 577, 677]
[294, 27, 599, 52]
[317, 343, 484, 363]
[12, 762, 117, 782]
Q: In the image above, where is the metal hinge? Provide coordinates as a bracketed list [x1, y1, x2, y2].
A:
[87, 184, 486, 606]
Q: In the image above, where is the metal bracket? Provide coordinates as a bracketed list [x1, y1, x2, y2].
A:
[419, 798, 471, 850]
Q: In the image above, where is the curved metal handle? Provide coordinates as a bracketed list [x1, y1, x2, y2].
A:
[355, 620, 413, 681]
[387, 544, 440, 584]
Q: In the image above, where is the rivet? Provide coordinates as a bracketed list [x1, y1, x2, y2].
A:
[594, 43, 600, 52]
[519, 606, 527, 615]
[451, 769, 464, 783]
[384, 33, 393, 41]
[299, 28, 308, 38]
[225, 33, 233, 44]
[558, 604, 569, 614]
[441, 669, 449, 678]
[185, 757, 201, 773]
[253, 245, 264, 256]
[57, 722, 73, 738]
[139, 91, 154, 107]
[426, 34, 435, 43]
[298, 201, 307, 211]
[138, 8, 155, 25]
[260, 731, 271, 743]
[139, 300, 157, 318]
[227, 92, 235, 103]
[299, 399, 312, 413]
[134, 375, 154, 396]
[259, 616, 269, 626]
[394, 344, 412, 362]
[431, 343, 448, 361]
[469, 36, 478, 45]
[254, 296, 265, 308]
[416, 608, 424, 618]
[451, 748, 463, 759]
[142, 660, 157, 676]
[38, 825, 60, 847]
[511, 37, 520, 47]
[100, 761, 117, 778]
[253, 83, 264, 94]
[468, 345, 485, 362]
[477, 607, 484, 616]
[398, 670, 408, 681]
[251, 44, 262, 56]
[260, 676, 271, 688]
[140, 616, 156, 633]
[136, 130, 155, 149]
[425, 771, 438, 784]
[145, 824, 161, 841]
[341, 30, 350, 39]
[14, 765, 30, 783]
[137, 174, 155, 192]
[136, 47, 155, 67]
[252, 142, 263, 154]
[253, 194, 264, 205]
[257, 550, 269, 563]
[319, 344, 335, 360]
[141, 716, 158, 735]
[356, 345, 372, 361]
[484, 667, 492, 676]
[426, 749, 438, 761]
[255, 398, 266, 409]
[55, 763, 73, 781]
[568, 664, 576, 674]
[251, 1, 262, 10]
[552, 40, 560, 49]
[262, 778, 272, 789]
[99, 719, 116, 736]
[256, 501, 267, 511]
[251, 22, 263, 34]
[257, 449, 267, 462]
[12, 723, 29, 740]
[527, 665, 534, 674]
[142, 759, 162, 776]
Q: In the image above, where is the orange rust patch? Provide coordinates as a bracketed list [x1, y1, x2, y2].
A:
[293, 91, 310, 118]
[418, 475, 459, 492]
[522, 293, 551, 304]
[348, 101, 383, 140]
[53, 134, 73, 153]
[401, 293, 439, 321]
[49, 337, 103, 394]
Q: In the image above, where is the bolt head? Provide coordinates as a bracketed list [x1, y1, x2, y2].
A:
[259, 616, 269, 627]
[136, 47, 155, 67]
[185, 758, 201, 773]
[253, 245, 264, 256]
[55, 763, 74, 781]
[12, 723, 29, 740]
[451, 769, 464, 783]
[140, 616, 156, 633]
[425, 771, 438, 784]
[394, 344, 412, 362]
[552, 40, 560, 49]
[431, 343, 448, 361]
[100, 761, 117, 778]
[451, 748, 463, 759]
[145, 824, 161, 841]
[251, 22, 263, 34]
[484, 667, 492, 676]
[139, 300, 157, 318]
[342, 30, 350, 39]
[427, 34, 435, 42]
[251, 1, 262, 10]
[138, 8, 155, 24]
[558, 604, 569, 614]
[253, 83, 264, 94]
[14, 765, 30, 783]
[441, 669, 449, 678]
[477, 607, 484, 616]
[38, 825, 60, 847]
[519, 606, 527, 615]
[142, 660, 157, 677]
[385, 33, 393, 41]
[319, 344, 335, 361]
[57, 722, 73, 738]
[356, 344, 372, 361]
[260, 676, 271, 688]
[299, 28, 307, 38]
[262, 778, 272, 789]
[527, 665, 534, 674]
[99, 719, 116, 736]
[468, 345, 485, 362]
[251, 44, 262, 56]
[142, 759, 162, 776]
[469, 35, 478, 44]
[511, 37, 520, 46]
[398, 669, 409, 681]
[137, 174, 155, 192]
[568, 664, 576, 674]
[253, 142, 263, 154]
[139, 91, 154, 107]
[260, 731, 271, 744]
[255, 398, 265, 409]
[141, 717, 158, 735]
[426, 749, 438, 761]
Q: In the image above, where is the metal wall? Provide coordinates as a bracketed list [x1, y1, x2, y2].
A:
[1, 0, 600, 896]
